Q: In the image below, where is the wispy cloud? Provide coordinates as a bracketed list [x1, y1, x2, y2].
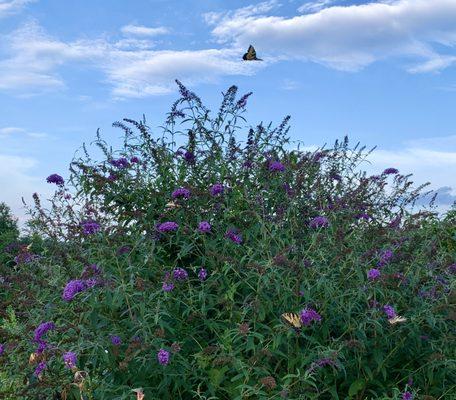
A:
[121, 24, 169, 37]
[0, 126, 47, 138]
[208, 0, 456, 72]
[0, 21, 263, 98]
[0, 0, 34, 18]
[297, 0, 340, 14]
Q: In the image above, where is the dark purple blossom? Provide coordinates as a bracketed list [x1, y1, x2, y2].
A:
[34, 322, 55, 344]
[210, 183, 224, 196]
[378, 249, 393, 267]
[269, 160, 285, 172]
[225, 229, 242, 244]
[198, 268, 208, 281]
[14, 252, 37, 264]
[157, 348, 170, 365]
[402, 391, 413, 400]
[300, 308, 322, 326]
[34, 361, 47, 377]
[383, 168, 399, 175]
[173, 267, 188, 281]
[63, 351, 77, 368]
[0, 343, 5, 356]
[367, 268, 381, 281]
[172, 187, 191, 199]
[111, 335, 122, 346]
[383, 304, 396, 319]
[184, 151, 196, 164]
[62, 279, 87, 302]
[162, 282, 175, 292]
[198, 221, 211, 233]
[158, 221, 179, 233]
[309, 216, 329, 228]
[109, 157, 129, 169]
[235, 92, 252, 109]
[355, 213, 370, 220]
[130, 156, 140, 163]
[81, 220, 101, 235]
[46, 173, 64, 186]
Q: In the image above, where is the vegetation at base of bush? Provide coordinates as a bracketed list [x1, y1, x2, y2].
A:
[1, 81, 455, 399]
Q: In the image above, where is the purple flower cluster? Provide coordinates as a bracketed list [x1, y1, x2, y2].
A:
[81, 220, 101, 235]
[63, 351, 77, 368]
[34, 321, 55, 353]
[173, 267, 188, 281]
[210, 183, 224, 196]
[0, 343, 5, 356]
[402, 391, 413, 400]
[172, 187, 191, 199]
[158, 221, 179, 233]
[34, 361, 47, 377]
[383, 304, 396, 319]
[14, 252, 37, 265]
[198, 221, 211, 233]
[157, 348, 170, 365]
[309, 216, 329, 228]
[184, 151, 196, 164]
[162, 282, 175, 292]
[383, 167, 399, 175]
[130, 156, 140, 164]
[269, 161, 285, 172]
[367, 268, 381, 281]
[198, 268, 208, 281]
[110, 157, 129, 169]
[46, 173, 65, 186]
[62, 279, 88, 302]
[111, 335, 122, 346]
[300, 308, 322, 326]
[225, 229, 242, 244]
[378, 249, 393, 267]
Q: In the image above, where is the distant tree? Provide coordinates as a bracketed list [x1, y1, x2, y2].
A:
[0, 202, 20, 265]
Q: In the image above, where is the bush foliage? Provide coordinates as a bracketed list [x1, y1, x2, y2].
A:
[1, 81, 455, 400]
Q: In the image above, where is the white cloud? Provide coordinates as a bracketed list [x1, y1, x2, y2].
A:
[0, 125, 48, 139]
[121, 24, 169, 37]
[208, 0, 456, 72]
[0, 0, 34, 18]
[298, 0, 340, 14]
[0, 21, 263, 97]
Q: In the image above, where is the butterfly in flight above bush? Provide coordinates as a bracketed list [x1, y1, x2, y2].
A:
[388, 315, 407, 325]
[281, 312, 302, 329]
[243, 45, 263, 61]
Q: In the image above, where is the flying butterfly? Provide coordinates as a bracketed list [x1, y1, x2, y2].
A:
[281, 312, 302, 329]
[243, 45, 263, 61]
[388, 315, 407, 325]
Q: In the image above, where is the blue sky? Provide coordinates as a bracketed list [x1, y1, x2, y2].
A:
[1, 0, 456, 222]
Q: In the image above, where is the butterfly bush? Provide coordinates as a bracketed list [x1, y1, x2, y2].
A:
[1, 81, 455, 399]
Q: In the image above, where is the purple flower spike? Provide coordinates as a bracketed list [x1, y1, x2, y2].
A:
[367, 268, 381, 281]
[158, 221, 179, 233]
[172, 187, 191, 199]
[173, 267, 188, 281]
[300, 308, 322, 326]
[225, 229, 242, 244]
[46, 173, 65, 186]
[157, 348, 170, 365]
[210, 183, 224, 196]
[198, 268, 208, 281]
[402, 391, 413, 400]
[198, 221, 211, 233]
[62, 279, 87, 302]
[63, 351, 77, 369]
[34, 322, 55, 343]
[162, 282, 174, 292]
[0, 343, 5, 356]
[111, 335, 122, 346]
[269, 161, 285, 172]
[34, 361, 47, 377]
[383, 168, 399, 175]
[383, 304, 396, 319]
[81, 220, 101, 235]
[309, 216, 329, 228]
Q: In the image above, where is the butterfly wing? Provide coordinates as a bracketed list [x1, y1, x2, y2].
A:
[388, 315, 407, 325]
[281, 312, 302, 328]
[243, 45, 258, 60]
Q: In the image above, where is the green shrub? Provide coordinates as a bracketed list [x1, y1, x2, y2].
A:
[1, 82, 455, 399]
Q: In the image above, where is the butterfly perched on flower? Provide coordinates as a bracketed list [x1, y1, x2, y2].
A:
[243, 45, 263, 61]
[388, 315, 407, 325]
[281, 312, 302, 329]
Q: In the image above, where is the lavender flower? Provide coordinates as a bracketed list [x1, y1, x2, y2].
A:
[210, 183, 224, 196]
[225, 229, 242, 244]
[158, 221, 179, 233]
[62, 279, 87, 302]
[378, 249, 393, 267]
[34, 361, 47, 377]
[46, 173, 65, 186]
[109, 157, 129, 169]
[402, 391, 413, 400]
[162, 282, 175, 292]
[0, 343, 5, 356]
[300, 308, 322, 326]
[173, 267, 188, 281]
[198, 268, 208, 281]
[184, 151, 195, 164]
[157, 348, 170, 365]
[198, 221, 211, 233]
[269, 161, 285, 172]
[111, 335, 122, 346]
[309, 216, 329, 228]
[367, 268, 381, 281]
[63, 351, 77, 368]
[172, 187, 191, 199]
[81, 220, 101, 235]
[34, 322, 55, 344]
[383, 168, 399, 175]
[383, 304, 396, 319]
[130, 156, 140, 163]
[235, 92, 252, 109]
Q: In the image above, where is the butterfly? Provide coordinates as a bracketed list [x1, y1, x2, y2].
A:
[388, 315, 407, 325]
[281, 312, 302, 329]
[243, 45, 263, 61]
